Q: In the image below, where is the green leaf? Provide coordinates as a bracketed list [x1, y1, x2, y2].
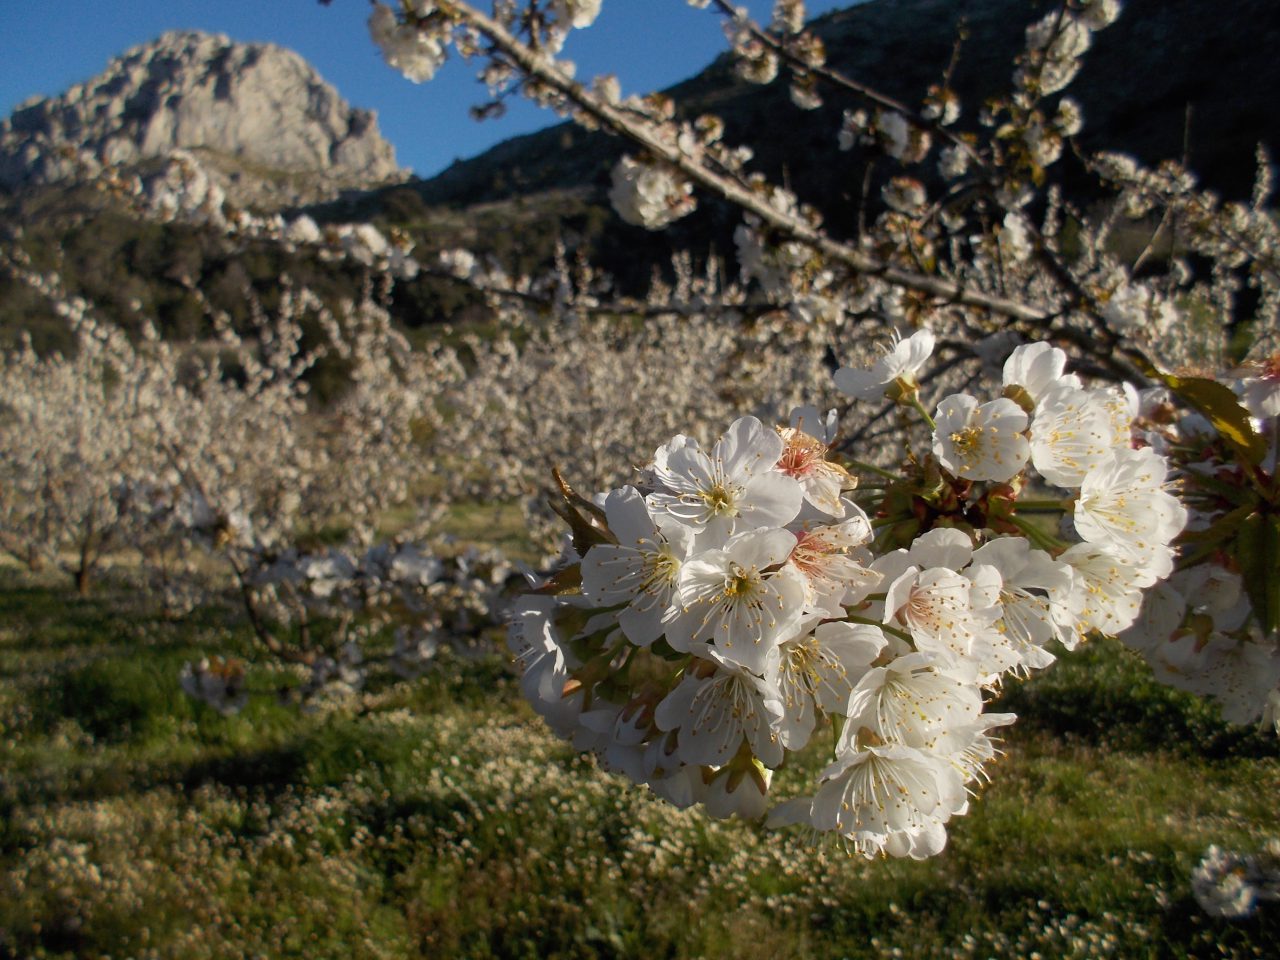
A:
[1179, 502, 1255, 546]
[1236, 510, 1280, 634]
[1176, 502, 1256, 569]
[1162, 374, 1267, 465]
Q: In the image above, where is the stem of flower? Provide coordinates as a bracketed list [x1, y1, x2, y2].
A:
[849, 459, 900, 481]
[1008, 513, 1067, 552]
[911, 397, 937, 431]
[1013, 498, 1072, 513]
[844, 612, 913, 644]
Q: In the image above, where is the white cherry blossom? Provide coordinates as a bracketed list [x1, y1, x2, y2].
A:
[843, 652, 983, 750]
[648, 416, 802, 538]
[704, 764, 772, 820]
[932, 393, 1031, 482]
[653, 651, 785, 768]
[609, 155, 697, 230]
[551, 0, 602, 30]
[773, 621, 887, 750]
[507, 597, 585, 737]
[1029, 384, 1116, 488]
[1074, 447, 1186, 577]
[834, 329, 935, 402]
[1232, 371, 1280, 420]
[1059, 543, 1148, 640]
[1002, 342, 1081, 402]
[810, 743, 967, 855]
[669, 528, 807, 673]
[368, 3, 448, 83]
[971, 537, 1076, 669]
[785, 513, 881, 615]
[775, 424, 853, 517]
[580, 486, 694, 646]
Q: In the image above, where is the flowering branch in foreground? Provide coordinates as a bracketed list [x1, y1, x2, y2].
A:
[506, 336, 1187, 856]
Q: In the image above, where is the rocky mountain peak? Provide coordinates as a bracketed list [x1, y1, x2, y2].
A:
[0, 29, 406, 208]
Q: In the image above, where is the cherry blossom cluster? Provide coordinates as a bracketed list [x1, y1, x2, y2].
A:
[705, 1, 828, 110]
[732, 181, 842, 323]
[355, 0, 1267, 387]
[606, 110, 752, 232]
[354, 0, 1259, 411]
[1019, 0, 1119, 95]
[1084, 148, 1280, 372]
[506, 334, 1184, 856]
[81, 0, 1271, 763]
[1118, 364, 1280, 730]
[368, 0, 601, 115]
[0, 257, 174, 593]
[609, 154, 697, 230]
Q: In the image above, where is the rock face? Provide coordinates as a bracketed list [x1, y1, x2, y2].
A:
[0, 30, 405, 207]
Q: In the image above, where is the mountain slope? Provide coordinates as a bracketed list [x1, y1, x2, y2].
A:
[410, 0, 1278, 210]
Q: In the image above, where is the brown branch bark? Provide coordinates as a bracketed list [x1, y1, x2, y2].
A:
[449, 2, 1054, 326]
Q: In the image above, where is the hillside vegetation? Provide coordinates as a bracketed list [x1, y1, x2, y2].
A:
[4, 0, 1278, 341]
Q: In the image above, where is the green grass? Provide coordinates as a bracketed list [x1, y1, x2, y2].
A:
[1, 574, 1278, 959]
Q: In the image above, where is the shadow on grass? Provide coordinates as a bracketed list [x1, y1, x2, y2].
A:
[0, 584, 135, 650]
[0, 738, 314, 824]
[174, 740, 311, 791]
[30, 654, 195, 742]
[0, 581, 247, 667]
[1156, 890, 1280, 954]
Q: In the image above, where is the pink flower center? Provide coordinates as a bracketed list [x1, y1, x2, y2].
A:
[789, 530, 834, 577]
[778, 428, 826, 478]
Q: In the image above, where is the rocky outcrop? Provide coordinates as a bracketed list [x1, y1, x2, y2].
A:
[0, 30, 405, 208]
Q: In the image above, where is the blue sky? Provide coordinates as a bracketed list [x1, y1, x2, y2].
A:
[0, 0, 854, 179]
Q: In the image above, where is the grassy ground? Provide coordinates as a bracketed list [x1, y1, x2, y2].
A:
[1, 573, 1278, 959]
